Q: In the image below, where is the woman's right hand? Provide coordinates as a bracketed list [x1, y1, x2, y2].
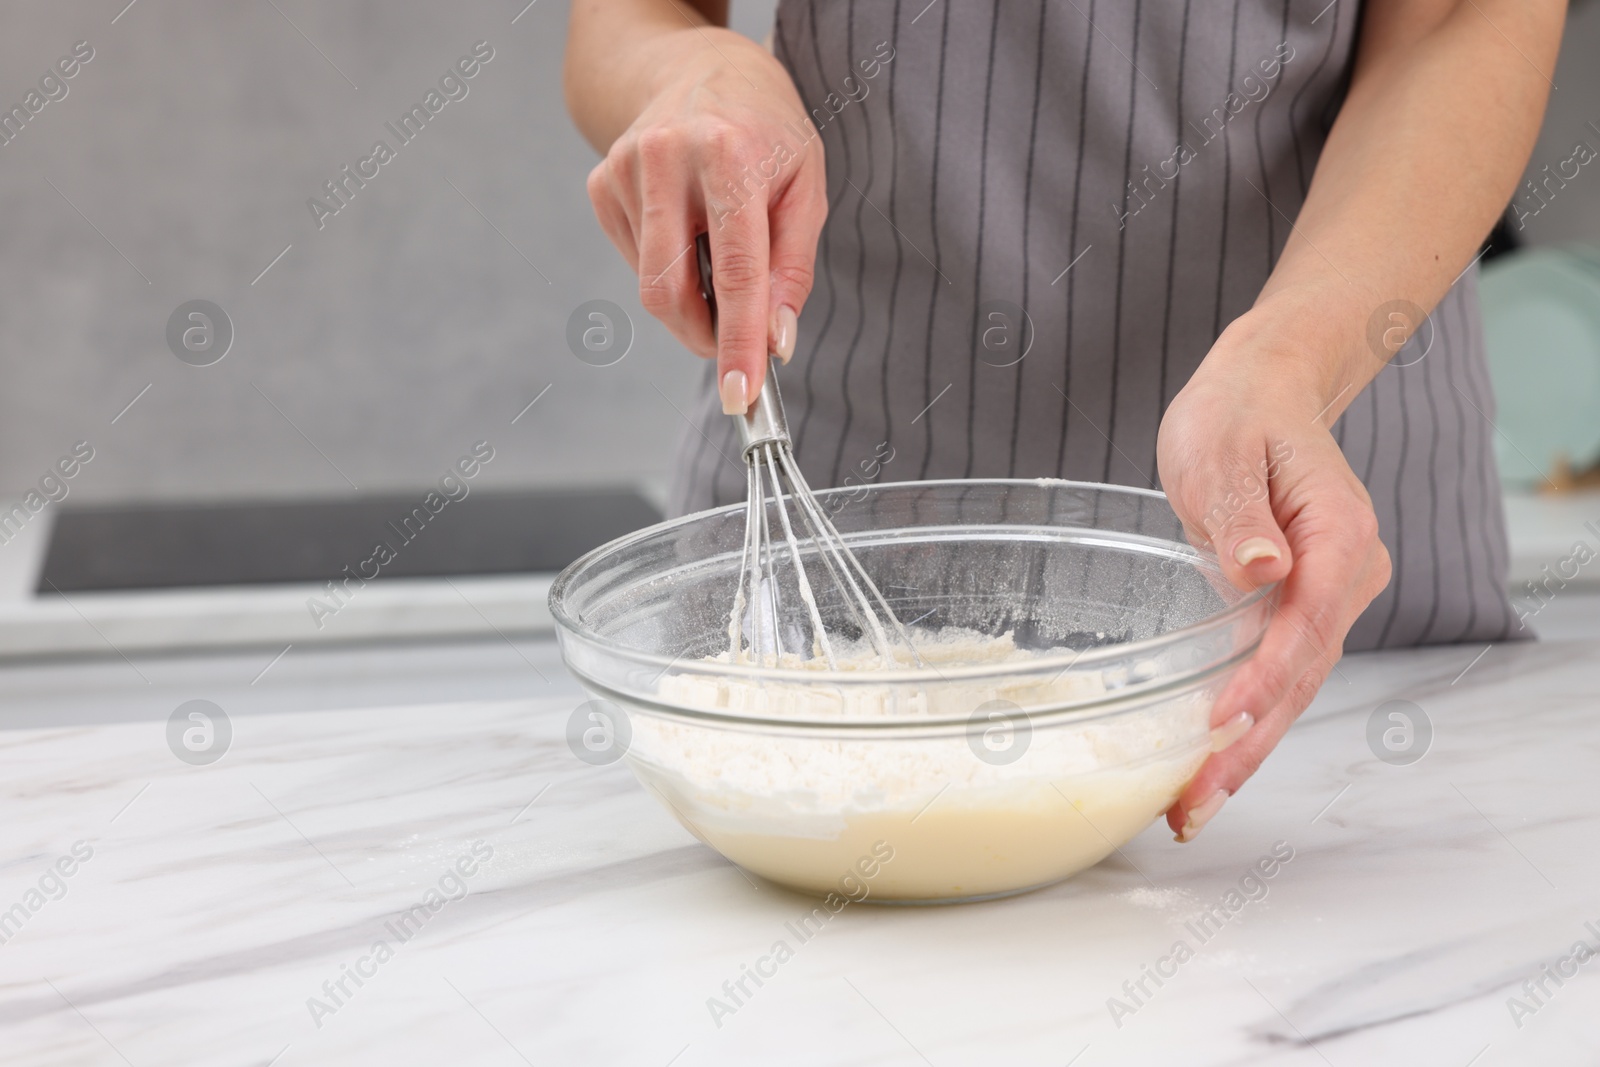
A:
[584, 28, 827, 414]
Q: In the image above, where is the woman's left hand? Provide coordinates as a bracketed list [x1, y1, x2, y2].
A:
[1155, 309, 1392, 842]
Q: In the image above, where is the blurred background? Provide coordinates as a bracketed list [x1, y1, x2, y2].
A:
[0, 0, 1596, 664]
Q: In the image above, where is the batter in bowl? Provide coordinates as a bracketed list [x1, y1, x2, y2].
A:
[644, 630, 1210, 901]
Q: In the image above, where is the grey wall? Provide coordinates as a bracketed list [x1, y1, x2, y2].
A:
[1515, 0, 1600, 247]
[0, 0, 771, 505]
[0, 0, 1588, 506]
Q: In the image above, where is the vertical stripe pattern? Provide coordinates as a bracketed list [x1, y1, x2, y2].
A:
[668, 0, 1521, 651]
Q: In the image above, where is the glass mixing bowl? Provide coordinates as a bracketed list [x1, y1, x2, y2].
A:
[550, 480, 1273, 904]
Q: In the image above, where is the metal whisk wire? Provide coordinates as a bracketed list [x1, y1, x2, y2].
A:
[695, 234, 921, 670]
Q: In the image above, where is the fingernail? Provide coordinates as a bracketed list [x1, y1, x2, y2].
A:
[1234, 537, 1281, 566]
[1175, 789, 1229, 843]
[774, 305, 798, 363]
[720, 369, 750, 415]
[1209, 711, 1254, 753]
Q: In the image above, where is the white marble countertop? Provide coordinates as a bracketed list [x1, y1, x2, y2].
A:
[3, 599, 1599, 1066]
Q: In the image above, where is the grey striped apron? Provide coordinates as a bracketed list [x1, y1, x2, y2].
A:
[668, 0, 1521, 650]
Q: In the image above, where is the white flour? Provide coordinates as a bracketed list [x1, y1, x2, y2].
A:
[646, 628, 1202, 812]
[636, 629, 1210, 899]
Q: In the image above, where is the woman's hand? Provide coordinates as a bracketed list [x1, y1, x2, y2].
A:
[582, 27, 826, 414]
[1145, 0, 1563, 844]
[1156, 306, 1392, 842]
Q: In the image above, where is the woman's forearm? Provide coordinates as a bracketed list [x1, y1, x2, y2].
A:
[564, 0, 726, 152]
[1221, 0, 1565, 416]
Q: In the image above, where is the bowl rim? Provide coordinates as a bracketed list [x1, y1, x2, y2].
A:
[567, 641, 1252, 733]
[549, 477, 1274, 688]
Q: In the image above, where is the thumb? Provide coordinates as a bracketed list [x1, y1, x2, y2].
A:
[765, 154, 825, 364]
[1198, 471, 1293, 593]
[702, 207, 772, 416]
